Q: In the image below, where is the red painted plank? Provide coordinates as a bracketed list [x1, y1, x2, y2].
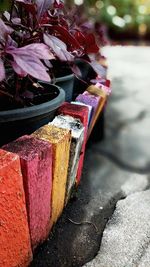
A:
[0, 149, 32, 267]
[58, 102, 89, 184]
[3, 135, 52, 250]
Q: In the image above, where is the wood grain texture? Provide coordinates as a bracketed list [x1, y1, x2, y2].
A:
[32, 125, 71, 228]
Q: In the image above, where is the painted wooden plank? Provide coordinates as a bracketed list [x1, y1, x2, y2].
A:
[58, 102, 89, 185]
[86, 85, 107, 98]
[0, 149, 32, 267]
[71, 101, 93, 126]
[76, 91, 101, 120]
[3, 135, 52, 250]
[85, 86, 107, 139]
[32, 125, 71, 228]
[50, 115, 84, 202]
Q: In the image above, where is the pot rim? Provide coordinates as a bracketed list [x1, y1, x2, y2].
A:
[0, 84, 65, 122]
[53, 73, 74, 83]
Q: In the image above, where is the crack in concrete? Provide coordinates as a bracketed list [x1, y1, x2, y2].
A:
[94, 147, 150, 174]
[106, 109, 147, 136]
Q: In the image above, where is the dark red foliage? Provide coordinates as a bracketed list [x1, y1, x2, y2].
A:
[53, 0, 64, 9]
[74, 32, 99, 54]
[0, 0, 105, 103]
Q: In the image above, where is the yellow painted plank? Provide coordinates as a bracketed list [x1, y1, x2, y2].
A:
[32, 125, 71, 228]
[87, 96, 106, 139]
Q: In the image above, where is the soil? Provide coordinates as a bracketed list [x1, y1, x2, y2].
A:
[0, 82, 59, 112]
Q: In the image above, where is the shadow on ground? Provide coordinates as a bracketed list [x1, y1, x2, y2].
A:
[31, 46, 150, 267]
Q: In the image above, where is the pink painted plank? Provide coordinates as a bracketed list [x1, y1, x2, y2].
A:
[3, 135, 52, 250]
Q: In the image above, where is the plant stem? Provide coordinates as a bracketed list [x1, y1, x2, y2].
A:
[0, 89, 13, 98]
[14, 74, 21, 96]
[10, 0, 15, 22]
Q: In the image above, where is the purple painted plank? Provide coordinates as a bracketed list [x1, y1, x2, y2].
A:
[76, 91, 101, 119]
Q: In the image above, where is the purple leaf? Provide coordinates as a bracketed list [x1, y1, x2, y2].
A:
[28, 43, 55, 59]
[12, 18, 22, 25]
[7, 46, 51, 81]
[13, 55, 51, 82]
[12, 61, 27, 77]
[0, 59, 5, 81]
[18, 43, 55, 60]
[36, 0, 54, 19]
[0, 18, 14, 42]
[44, 33, 66, 49]
[3, 11, 10, 21]
[6, 43, 54, 60]
[44, 59, 53, 68]
[16, 0, 32, 2]
[3, 11, 21, 25]
[44, 34, 74, 62]
[89, 61, 106, 78]
[7, 36, 18, 47]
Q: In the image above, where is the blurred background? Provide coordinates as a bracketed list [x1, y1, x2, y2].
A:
[1, 0, 150, 43]
[65, 0, 150, 43]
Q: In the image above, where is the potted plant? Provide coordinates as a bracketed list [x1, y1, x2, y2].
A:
[51, 3, 107, 98]
[37, 0, 77, 101]
[0, 0, 106, 146]
[0, 0, 67, 146]
[37, 1, 106, 100]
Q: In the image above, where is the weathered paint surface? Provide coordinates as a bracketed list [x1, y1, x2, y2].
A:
[84, 89, 106, 139]
[32, 125, 71, 228]
[86, 85, 107, 98]
[76, 92, 101, 120]
[0, 149, 32, 267]
[51, 115, 84, 202]
[71, 101, 93, 125]
[3, 135, 52, 250]
[58, 102, 89, 184]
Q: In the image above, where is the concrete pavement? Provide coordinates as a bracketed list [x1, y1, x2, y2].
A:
[31, 46, 150, 267]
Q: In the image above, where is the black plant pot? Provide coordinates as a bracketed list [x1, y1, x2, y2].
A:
[54, 73, 74, 102]
[0, 84, 65, 146]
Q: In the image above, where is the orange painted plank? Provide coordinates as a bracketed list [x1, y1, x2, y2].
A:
[32, 125, 71, 228]
[0, 149, 32, 267]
